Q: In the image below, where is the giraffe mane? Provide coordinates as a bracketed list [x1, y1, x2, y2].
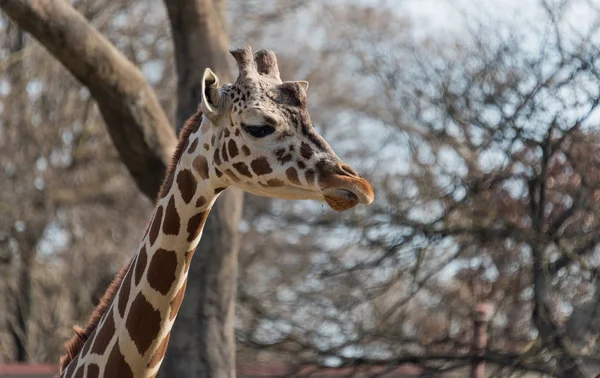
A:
[57, 108, 204, 373]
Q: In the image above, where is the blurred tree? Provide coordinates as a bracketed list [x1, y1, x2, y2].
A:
[232, 1, 600, 377]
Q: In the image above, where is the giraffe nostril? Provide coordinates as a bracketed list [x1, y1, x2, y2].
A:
[338, 163, 359, 177]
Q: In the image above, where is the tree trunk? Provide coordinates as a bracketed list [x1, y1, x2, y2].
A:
[159, 1, 244, 377]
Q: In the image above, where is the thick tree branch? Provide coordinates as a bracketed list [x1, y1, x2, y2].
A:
[0, 0, 177, 201]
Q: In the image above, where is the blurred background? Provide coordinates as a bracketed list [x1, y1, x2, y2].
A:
[1, 0, 600, 377]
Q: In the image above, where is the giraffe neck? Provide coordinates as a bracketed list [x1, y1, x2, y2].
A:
[60, 116, 224, 378]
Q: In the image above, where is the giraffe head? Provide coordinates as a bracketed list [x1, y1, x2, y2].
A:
[200, 46, 374, 211]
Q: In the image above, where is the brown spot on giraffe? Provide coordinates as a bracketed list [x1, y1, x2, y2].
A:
[162, 196, 181, 236]
[177, 169, 197, 204]
[195, 196, 207, 208]
[275, 148, 292, 164]
[118, 267, 133, 318]
[213, 147, 221, 165]
[80, 326, 96, 358]
[211, 134, 215, 146]
[73, 364, 84, 378]
[222, 142, 229, 162]
[187, 212, 208, 242]
[250, 157, 272, 175]
[104, 341, 133, 378]
[147, 334, 171, 369]
[215, 168, 223, 178]
[135, 246, 147, 286]
[149, 206, 163, 246]
[228, 139, 239, 158]
[300, 142, 313, 160]
[264, 179, 284, 187]
[90, 312, 115, 356]
[63, 359, 77, 378]
[203, 143, 210, 151]
[241, 145, 251, 156]
[87, 364, 100, 378]
[286, 167, 301, 186]
[298, 160, 306, 169]
[125, 293, 161, 355]
[192, 155, 210, 180]
[187, 139, 199, 154]
[169, 279, 188, 320]
[147, 248, 178, 295]
[214, 187, 227, 194]
[233, 162, 252, 178]
[224, 128, 230, 138]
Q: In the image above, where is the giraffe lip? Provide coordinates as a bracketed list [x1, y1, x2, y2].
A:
[320, 175, 374, 210]
[321, 187, 364, 211]
[322, 188, 359, 202]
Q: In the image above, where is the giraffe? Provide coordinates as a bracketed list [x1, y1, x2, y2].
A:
[56, 46, 374, 378]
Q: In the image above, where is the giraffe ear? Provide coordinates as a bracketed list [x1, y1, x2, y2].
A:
[297, 81, 309, 91]
[201, 68, 221, 123]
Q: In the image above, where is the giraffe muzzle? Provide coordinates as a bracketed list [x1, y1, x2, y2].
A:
[320, 167, 374, 211]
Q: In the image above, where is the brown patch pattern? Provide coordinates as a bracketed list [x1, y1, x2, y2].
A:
[187, 212, 208, 242]
[250, 157, 272, 175]
[286, 167, 301, 185]
[214, 187, 227, 194]
[58, 109, 205, 372]
[228, 139, 239, 158]
[192, 155, 209, 180]
[104, 341, 133, 378]
[87, 364, 99, 378]
[149, 206, 163, 246]
[125, 293, 162, 355]
[196, 196, 207, 208]
[233, 162, 253, 178]
[162, 196, 181, 236]
[241, 145, 251, 156]
[135, 246, 147, 286]
[177, 169, 197, 204]
[275, 148, 293, 164]
[73, 365, 84, 378]
[187, 139, 199, 154]
[222, 143, 229, 162]
[300, 142, 313, 160]
[90, 312, 115, 356]
[147, 248, 178, 295]
[265, 179, 284, 187]
[213, 147, 221, 165]
[118, 267, 133, 318]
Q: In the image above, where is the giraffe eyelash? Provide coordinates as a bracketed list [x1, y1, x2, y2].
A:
[241, 124, 275, 138]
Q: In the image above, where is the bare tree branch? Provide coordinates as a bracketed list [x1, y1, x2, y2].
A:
[0, 0, 177, 200]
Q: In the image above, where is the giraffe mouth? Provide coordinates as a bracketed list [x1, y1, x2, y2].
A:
[319, 173, 374, 211]
[322, 188, 360, 211]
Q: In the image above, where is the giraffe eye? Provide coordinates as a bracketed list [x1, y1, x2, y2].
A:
[242, 124, 275, 138]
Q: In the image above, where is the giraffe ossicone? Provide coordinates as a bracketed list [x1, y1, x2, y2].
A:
[57, 46, 374, 378]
